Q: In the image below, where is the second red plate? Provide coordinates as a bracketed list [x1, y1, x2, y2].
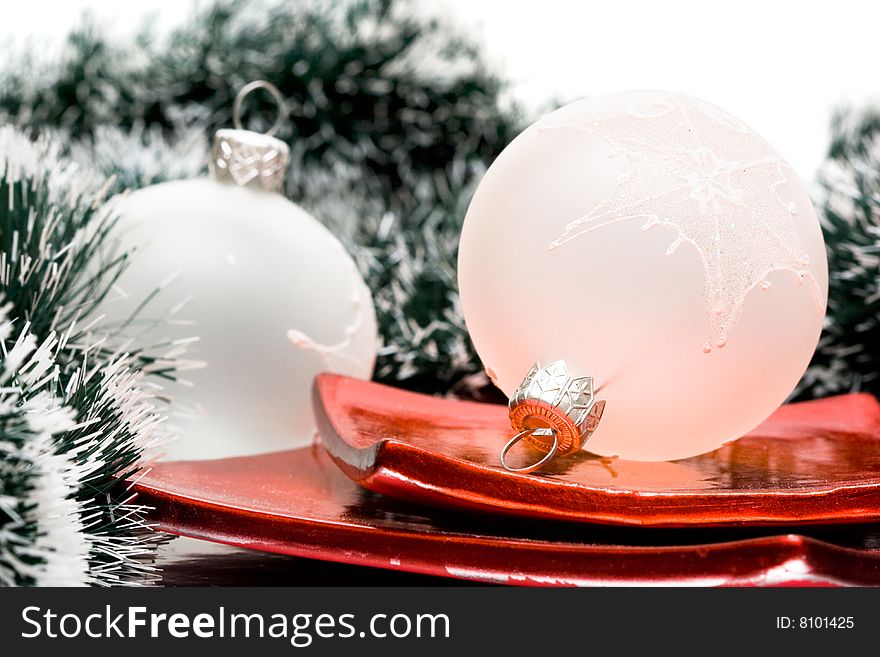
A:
[313, 375, 880, 527]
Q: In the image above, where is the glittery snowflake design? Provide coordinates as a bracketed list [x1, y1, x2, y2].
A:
[540, 93, 823, 352]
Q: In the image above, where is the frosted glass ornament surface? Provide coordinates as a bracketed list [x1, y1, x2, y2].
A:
[97, 179, 378, 460]
[458, 91, 828, 461]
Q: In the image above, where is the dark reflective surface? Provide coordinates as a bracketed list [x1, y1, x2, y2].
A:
[159, 539, 473, 587]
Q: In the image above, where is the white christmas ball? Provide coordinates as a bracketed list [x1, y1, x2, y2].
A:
[458, 90, 828, 461]
[98, 178, 378, 460]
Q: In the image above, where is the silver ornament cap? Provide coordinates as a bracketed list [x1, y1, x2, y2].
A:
[508, 360, 605, 455]
[500, 360, 606, 473]
[210, 128, 289, 193]
[210, 80, 290, 193]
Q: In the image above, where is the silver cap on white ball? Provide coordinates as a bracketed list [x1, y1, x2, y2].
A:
[210, 128, 289, 193]
[211, 80, 290, 193]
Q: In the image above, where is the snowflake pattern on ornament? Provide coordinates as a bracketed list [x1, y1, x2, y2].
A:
[540, 93, 823, 352]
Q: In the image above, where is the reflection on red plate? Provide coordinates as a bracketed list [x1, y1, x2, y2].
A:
[313, 374, 880, 527]
[132, 446, 880, 586]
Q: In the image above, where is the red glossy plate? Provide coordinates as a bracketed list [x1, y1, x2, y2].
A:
[314, 374, 880, 528]
[132, 446, 880, 586]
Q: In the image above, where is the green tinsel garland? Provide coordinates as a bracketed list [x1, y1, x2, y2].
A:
[798, 109, 880, 399]
[0, 128, 178, 586]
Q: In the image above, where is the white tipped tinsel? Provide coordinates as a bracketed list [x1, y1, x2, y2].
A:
[0, 305, 90, 586]
[1, 128, 181, 586]
[71, 124, 210, 193]
[0, 302, 175, 586]
[797, 124, 880, 399]
[0, 125, 103, 207]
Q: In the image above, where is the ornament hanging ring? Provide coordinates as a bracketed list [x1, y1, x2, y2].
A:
[233, 80, 287, 137]
[500, 428, 559, 474]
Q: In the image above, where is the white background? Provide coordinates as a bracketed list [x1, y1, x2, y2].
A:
[3, 0, 879, 182]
